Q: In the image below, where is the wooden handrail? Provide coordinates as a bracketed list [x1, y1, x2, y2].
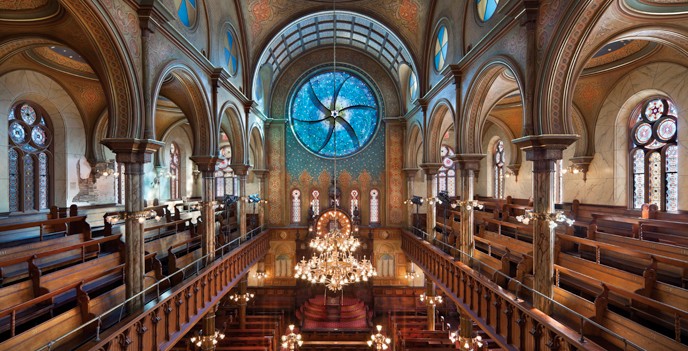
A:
[0, 234, 122, 268]
[556, 233, 688, 269]
[0, 216, 87, 232]
[554, 265, 688, 320]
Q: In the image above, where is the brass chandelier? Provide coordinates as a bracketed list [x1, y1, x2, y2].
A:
[293, 0, 376, 291]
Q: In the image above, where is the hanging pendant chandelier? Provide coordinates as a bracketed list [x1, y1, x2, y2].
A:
[293, 0, 376, 292]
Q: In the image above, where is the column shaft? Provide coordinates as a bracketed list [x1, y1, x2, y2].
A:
[425, 174, 436, 242]
[532, 159, 556, 313]
[239, 276, 248, 329]
[238, 175, 247, 239]
[124, 162, 145, 305]
[425, 280, 436, 331]
[459, 169, 475, 264]
[202, 171, 216, 263]
[201, 308, 217, 351]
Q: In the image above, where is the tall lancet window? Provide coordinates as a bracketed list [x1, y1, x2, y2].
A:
[435, 145, 456, 197]
[169, 142, 180, 200]
[8, 103, 53, 212]
[350, 189, 359, 214]
[215, 145, 236, 198]
[630, 98, 678, 211]
[291, 189, 301, 224]
[370, 189, 380, 224]
[493, 140, 505, 199]
[311, 190, 320, 216]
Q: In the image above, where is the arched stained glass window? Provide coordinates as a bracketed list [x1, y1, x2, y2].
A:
[629, 97, 678, 211]
[8, 103, 52, 212]
[215, 144, 236, 198]
[436, 145, 456, 197]
[169, 143, 180, 200]
[493, 140, 505, 199]
[291, 189, 301, 224]
[350, 189, 359, 214]
[311, 190, 320, 216]
[434, 25, 449, 71]
[477, 0, 500, 22]
[370, 189, 380, 225]
[290, 70, 379, 158]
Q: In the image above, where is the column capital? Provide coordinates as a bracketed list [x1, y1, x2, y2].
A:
[452, 154, 485, 171]
[101, 138, 164, 164]
[402, 168, 419, 179]
[231, 164, 251, 176]
[252, 169, 269, 179]
[190, 156, 219, 173]
[419, 163, 441, 177]
[512, 134, 578, 162]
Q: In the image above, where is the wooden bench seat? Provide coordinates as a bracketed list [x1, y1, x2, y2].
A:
[554, 286, 686, 351]
[0, 234, 120, 286]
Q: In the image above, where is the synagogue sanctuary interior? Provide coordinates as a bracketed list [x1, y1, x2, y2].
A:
[1, 0, 688, 350]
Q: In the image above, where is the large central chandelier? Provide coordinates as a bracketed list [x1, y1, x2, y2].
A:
[294, 1, 376, 291]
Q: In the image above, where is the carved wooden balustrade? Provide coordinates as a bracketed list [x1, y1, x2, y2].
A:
[400, 230, 608, 351]
[83, 230, 270, 351]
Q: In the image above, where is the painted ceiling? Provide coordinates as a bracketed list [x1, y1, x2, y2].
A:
[239, 0, 429, 62]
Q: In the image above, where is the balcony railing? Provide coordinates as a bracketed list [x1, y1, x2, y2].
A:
[36, 226, 269, 351]
[404, 227, 643, 351]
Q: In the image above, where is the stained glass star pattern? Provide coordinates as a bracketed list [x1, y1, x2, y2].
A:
[290, 71, 379, 158]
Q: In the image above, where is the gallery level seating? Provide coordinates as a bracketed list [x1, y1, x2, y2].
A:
[455, 197, 688, 350]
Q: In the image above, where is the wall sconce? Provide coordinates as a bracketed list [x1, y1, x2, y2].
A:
[562, 157, 592, 182]
[105, 209, 161, 224]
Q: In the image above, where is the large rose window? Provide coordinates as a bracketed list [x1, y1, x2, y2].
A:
[290, 71, 379, 158]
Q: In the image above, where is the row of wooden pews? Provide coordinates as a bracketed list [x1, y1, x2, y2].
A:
[462, 196, 688, 350]
[0, 200, 241, 350]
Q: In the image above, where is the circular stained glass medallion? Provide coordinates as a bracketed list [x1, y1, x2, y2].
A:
[174, 0, 197, 28]
[21, 104, 36, 124]
[290, 70, 379, 158]
[644, 98, 664, 121]
[657, 118, 677, 141]
[9, 121, 26, 144]
[224, 30, 239, 76]
[634, 123, 652, 144]
[434, 26, 448, 71]
[477, 0, 500, 22]
[31, 125, 48, 147]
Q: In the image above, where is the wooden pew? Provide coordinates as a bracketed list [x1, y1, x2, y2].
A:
[479, 217, 532, 243]
[0, 253, 160, 350]
[0, 215, 91, 247]
[0, 234, 121, 286]
[554, 265, 688, 350]
[168, 237, 202, 285]
[639, 219, 688, 247]
[557, 233, 688, 289]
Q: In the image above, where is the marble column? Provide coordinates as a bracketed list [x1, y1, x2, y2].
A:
[514, 135, 577, 313]
[420, 164, 441, 242]
[232, 165, 250, 240]
[454, 155, 484, 263]
[201, 305, 218, 350]
[403, 168, 419, 228]
[425, 279, 436, 331]
[191, 156, 219, 265]
[101, 139, 163, 308]
[253, 169, 269, 228]
[238, 275, 248, 329]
